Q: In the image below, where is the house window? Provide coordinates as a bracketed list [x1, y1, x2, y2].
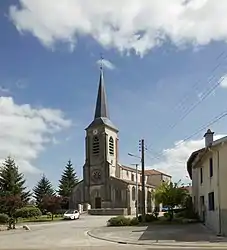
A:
[131, 173, 135, 182]
[132, 187, 136, 201]
[109, 137, 114, 155]
[93, 136, 100, 155]
[209, 158, 213, 177]
[208, 192, 215, 211]
[126, 171, 129, 176]
[200, 167, 203, 184]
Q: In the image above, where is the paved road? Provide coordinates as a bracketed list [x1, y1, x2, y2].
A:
[0, 215, 226, 249]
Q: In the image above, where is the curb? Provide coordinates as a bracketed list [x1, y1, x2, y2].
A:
[87, 229, 227, 248]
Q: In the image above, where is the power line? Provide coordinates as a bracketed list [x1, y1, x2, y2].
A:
[145, 108, 227, 161]
[146, 51, 227, 151]
[172, 51, 226, 114]
[169, 75, 225, 131]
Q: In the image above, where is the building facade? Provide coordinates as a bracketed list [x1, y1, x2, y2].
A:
[187, 129, 227, 236]
[70, 67, 171, 215]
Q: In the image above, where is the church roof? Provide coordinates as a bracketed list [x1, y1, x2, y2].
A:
[86, 65, 118, 131]
[111, 176, 155, 188]
[119, 164, 172, 177]
[94, 69, 109, 119]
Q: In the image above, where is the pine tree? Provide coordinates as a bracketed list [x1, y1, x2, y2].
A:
[0, 156, 31, 203]
[58, 160, 79, 198]
[33, 175, 55, 206]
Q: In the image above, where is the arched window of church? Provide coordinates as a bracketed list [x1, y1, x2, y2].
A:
[93, 136, 100, 155]
[109, 137, 114, 155]
[132, 186, 136, 201]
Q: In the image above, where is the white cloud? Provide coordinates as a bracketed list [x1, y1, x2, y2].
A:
[8, 0, 227, 56]
[0, 97, 72, 174]
[220, 75, 227, 88]
[96, 59, 115, 70]
[150, 134, 224, 184]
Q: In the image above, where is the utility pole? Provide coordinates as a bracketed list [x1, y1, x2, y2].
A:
[140, 139, 146, 221]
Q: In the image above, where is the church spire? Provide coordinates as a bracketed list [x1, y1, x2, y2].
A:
[94, 57, 109, 119]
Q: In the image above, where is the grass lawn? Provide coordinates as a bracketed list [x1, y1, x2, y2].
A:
[17, 215, 64, 223]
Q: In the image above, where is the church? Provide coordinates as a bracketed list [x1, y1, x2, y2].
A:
[70, 66, 172, 215]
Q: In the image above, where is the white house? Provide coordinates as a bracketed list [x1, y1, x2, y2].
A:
[187, 129, 227, 236]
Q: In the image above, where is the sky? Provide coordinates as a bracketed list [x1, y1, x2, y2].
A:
[1, 0, 227, 190]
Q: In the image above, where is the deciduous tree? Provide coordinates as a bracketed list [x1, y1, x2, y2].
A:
[154, 181, 188, 220]
[40, 195, 62, 220]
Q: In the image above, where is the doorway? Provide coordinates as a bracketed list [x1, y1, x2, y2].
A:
[95, 197, 101, 209]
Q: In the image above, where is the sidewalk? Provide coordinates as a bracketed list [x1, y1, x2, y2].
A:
[88, 223, 227, 248]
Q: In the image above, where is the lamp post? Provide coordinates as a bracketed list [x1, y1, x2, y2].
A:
[128, 153, 141, 219]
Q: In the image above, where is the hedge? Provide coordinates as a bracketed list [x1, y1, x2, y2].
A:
[0, 213, 9, 224]
[107, 216, 139, 226]
[15, 206, 42, 219]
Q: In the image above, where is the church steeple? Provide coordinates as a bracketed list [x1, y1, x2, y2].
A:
[86, 58, 118, 132]
[94, 66, 109, 119]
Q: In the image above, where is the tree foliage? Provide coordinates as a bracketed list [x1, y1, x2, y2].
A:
[0, 194, 24, 229]
[154, 181, 188, 220]
[40, 195, 62, 220]
[15, 206, 42, 219]
[58, 160, 79, 198]
[0, 156, 31, 203]
[33, 175, 55, 207]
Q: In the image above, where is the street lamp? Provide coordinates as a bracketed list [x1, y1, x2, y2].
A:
[128, 153, 141, 219]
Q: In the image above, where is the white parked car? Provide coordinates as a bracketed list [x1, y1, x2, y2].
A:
[63, 209, 80, 220]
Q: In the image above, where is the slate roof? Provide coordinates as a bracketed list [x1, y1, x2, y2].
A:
[86, 68, 118, 132]
[119, 164, 171, 177]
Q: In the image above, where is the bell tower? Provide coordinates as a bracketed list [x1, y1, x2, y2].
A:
[83, 60, 119, 208]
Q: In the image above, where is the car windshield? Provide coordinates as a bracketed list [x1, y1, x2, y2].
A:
[65, 210, 75, 214]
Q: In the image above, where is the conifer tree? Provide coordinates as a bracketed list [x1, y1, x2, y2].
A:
[33, 175, 55, 206]
[58, 160, 79, 198]
[0, 156, 31, 203]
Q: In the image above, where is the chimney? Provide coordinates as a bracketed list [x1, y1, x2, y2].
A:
[204, 129, 214, 147]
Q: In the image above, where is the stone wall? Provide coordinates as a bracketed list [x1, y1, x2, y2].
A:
[88, 208, 128, 216]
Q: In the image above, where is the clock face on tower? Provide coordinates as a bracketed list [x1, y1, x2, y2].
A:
[93, 129, 98, 135]
[92, 170, 101, 181]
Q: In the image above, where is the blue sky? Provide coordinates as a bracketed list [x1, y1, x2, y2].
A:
[1, 0, 227, 190]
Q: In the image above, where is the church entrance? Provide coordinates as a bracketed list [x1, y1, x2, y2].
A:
[95, 197, 101, 208]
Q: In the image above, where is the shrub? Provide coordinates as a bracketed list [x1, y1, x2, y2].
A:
[46, 212, 52, 218]
[145, 213, 156, 222]
[137, 214, 157, 223]
[107, 216, 131, 226]
[130, 217, 139, 226]
[15, 206, 42, 219]
[163, 212, 169, 218]
[0, 213, 9, 224]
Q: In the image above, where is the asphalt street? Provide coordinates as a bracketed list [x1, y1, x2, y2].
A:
[0, 215, 226, 249]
